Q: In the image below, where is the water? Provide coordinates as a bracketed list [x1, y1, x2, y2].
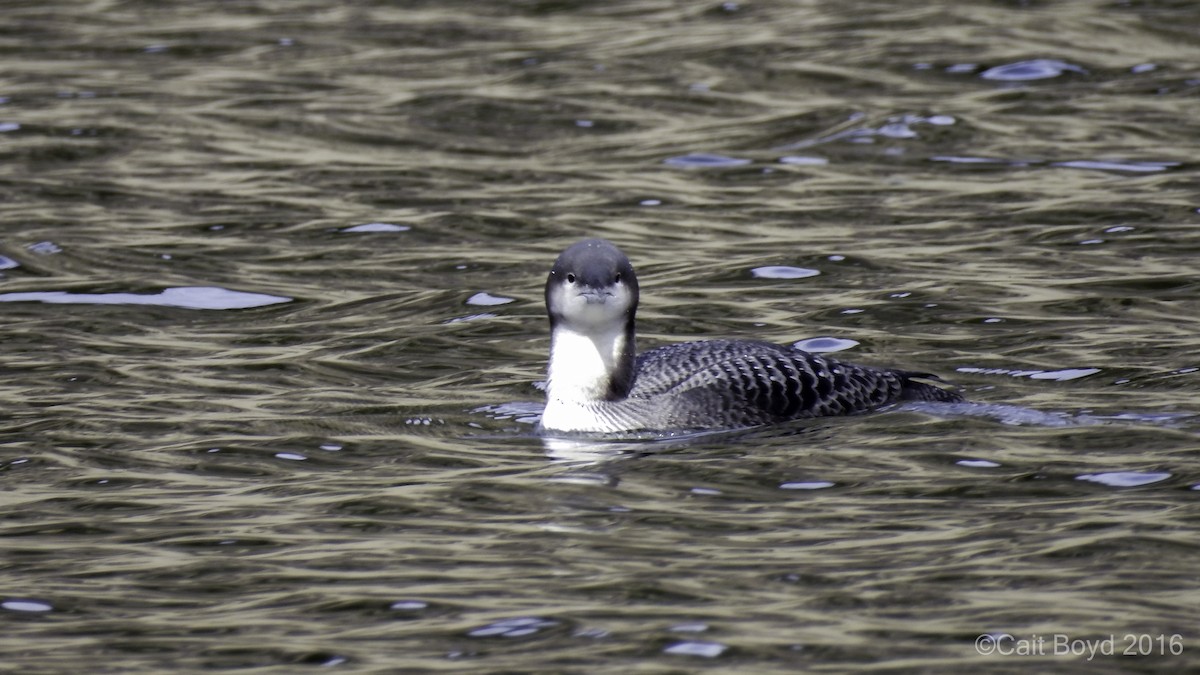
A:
[2, 0, 1199, 671]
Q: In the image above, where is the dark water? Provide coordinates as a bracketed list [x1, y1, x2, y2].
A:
[2, 1, 1199, 672]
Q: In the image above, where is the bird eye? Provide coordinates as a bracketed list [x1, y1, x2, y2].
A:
[614, 273, 622, 283]
[566, 273, 576, 283]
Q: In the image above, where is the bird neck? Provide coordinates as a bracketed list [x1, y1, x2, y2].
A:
[546, 319, 636, 404]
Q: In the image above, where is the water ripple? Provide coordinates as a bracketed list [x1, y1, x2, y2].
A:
[663, 640, 728, 657]
[1, 599, 53, 613]
[0, 286, 292, 310]
[1076, 472, 1172, 488]
[339, 222, 412, 233]
[1052, 159, 1180, 173]
[663, 153, 752, 168]
[751, 266, 820, 280]
[793, 337, 859, 353]
[980, 58, 1088, 81]
[468, 617, 561, 638]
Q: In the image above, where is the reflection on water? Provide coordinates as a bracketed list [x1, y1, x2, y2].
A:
[2, 0, 1199, 671]
[0, 286, 291, 309]
[979, 58, 1089, 82]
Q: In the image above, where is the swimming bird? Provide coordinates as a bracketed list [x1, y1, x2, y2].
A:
[539, 238, 963, 434]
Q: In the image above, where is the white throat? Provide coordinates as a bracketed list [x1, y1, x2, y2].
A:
[546, 323, 628, 402]
[542, 322, 630, 431]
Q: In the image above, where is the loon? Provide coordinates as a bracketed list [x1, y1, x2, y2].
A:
[539, 238, 964, 434]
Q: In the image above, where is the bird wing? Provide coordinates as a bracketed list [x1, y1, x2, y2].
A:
[632, 340, 909, 426]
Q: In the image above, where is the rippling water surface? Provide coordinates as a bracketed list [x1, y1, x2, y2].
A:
[3, 1, 1199, 671]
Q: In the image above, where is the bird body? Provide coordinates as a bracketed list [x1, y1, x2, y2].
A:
[540, 239, 962, 434]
